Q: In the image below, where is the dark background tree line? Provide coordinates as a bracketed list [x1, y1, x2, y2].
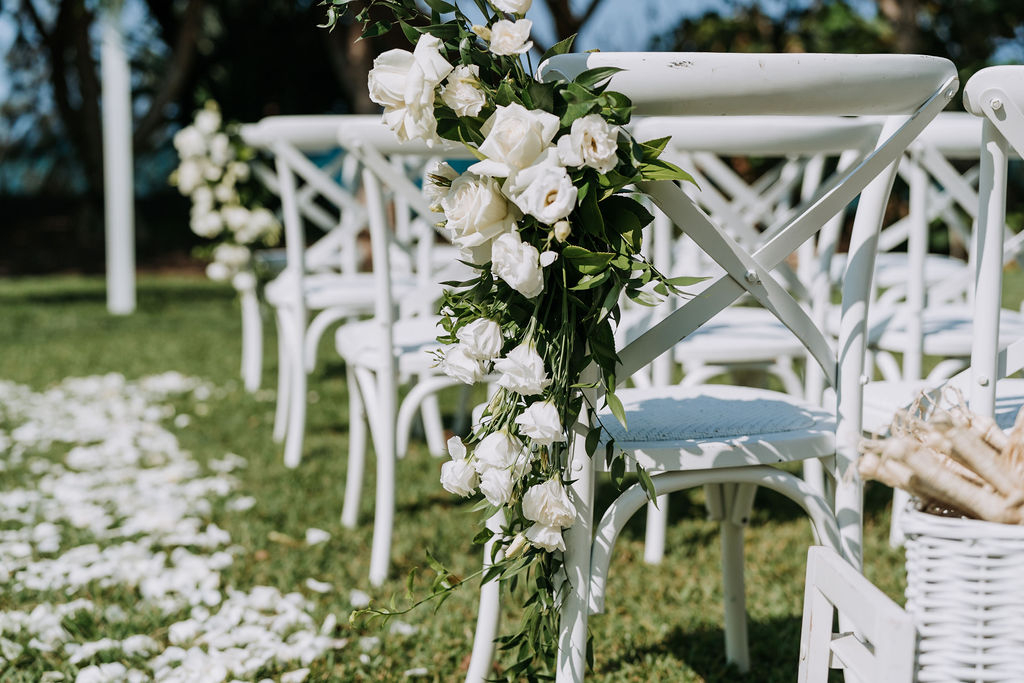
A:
[0, 0, 1020, 274]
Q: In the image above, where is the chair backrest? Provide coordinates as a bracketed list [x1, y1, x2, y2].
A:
[797, 546, 915, 683]
[541, 51, 958, 563]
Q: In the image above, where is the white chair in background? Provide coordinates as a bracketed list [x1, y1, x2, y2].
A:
[797, 546, 915, 683]
[333, 119, 479, 586]
[533, 51, 955, 683]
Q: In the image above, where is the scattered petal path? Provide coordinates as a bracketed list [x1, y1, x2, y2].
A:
[0, 373, 346, 681]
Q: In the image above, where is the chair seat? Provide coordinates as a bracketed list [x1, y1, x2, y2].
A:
[862, 377, 1024, 434]
[266, 271, 417, 311]
[830, 252, 966, 289]
[671, 306, 804, 364]
[873, 305, 1024, 356]
[597, 384, 835, 472]
[335, 316, 442, 373]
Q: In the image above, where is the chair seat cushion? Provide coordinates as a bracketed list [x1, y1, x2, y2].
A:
[266, 271, 417, 311]
[335, 316, 442, 373]
[873, 305, 1024, 357]
[862, 377, 1024, 434]
[597, 384, 835, 471]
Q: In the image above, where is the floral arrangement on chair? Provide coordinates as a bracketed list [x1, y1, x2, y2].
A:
[170, 101, 281, 283]
[324, 0, 695, 675]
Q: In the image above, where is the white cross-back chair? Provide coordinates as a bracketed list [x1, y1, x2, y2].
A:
[528, 52, 956, 682]
[241, 116, 384, 468]
[797, 546, 915, 683]
[621, 116, 884, 566]
[333, 119, 479, 586]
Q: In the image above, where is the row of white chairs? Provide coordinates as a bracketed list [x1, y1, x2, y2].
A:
[230, 54, 1023, 681]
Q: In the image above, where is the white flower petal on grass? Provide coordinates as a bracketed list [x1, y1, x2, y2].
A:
[281, 668, 311, 683]
[226, 496, 256, 512]
[359, 636, 381, 651]
[389, 620, 420, 636]
[304, 528, 331, 546]
[350, 589, 372, 609]
[404, 667, 430, 678]
[304, 578, 332, 594]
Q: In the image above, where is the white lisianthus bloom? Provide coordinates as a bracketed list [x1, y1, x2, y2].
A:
[493, 0, 532, 14]
[440, 173, 518, 262]
[522, 478, 575, 528]
[556, 113, 620, 174]
[173, 126, 206, 158]
[441, 64, 487, 117]
[174, 159, 204, 195]
[493, 340, 550, 396]
[423, 161, 458, 209]
[488, 19, 533, 56]
[473, 430, 531, 478]
[524, 522, 564, 552]
[515, 400, 566, 447]
[194, 108, 222, 136]
[208, 133, 233, 167]
[368, 34, 453, 143]
[447, 435, 467, 460]
[491, 231, 545, 299]
[456, 319, 503, 361]
[205, 261, 231, 282]
[212, 243, 250, 269]
[504, 149, 578, 225]
[479, 468, 515, 506]
[440, 344, 487, 384]
[440, 459, 478, 497]
[470, 103, 560, 178]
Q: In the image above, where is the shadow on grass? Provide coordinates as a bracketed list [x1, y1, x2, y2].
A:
[598, 614, 806, 682]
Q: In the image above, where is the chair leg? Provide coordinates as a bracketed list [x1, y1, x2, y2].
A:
[368, 364, 398, 587]
[342, 364, 367, 529]
[239, 279, 263, 393]
[465, 511, 505, 683]
[420, 390, 447, 457]
[643, 497, 668, 565]
[556, 424, 595, 683]
[272, 311, 291, 443]
[888, 487, 910, 548]
[283, 353, 307, 469]
[717, 483, 757, 673]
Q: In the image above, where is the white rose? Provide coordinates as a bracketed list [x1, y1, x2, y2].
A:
[557, 114, 620, 174]
[522, 478, 575, 528]
[514, 400, 566, 447]
[213, 243, 250, 269]
[221, 205, 250, 233]
[194, 107, 221, 136]
[208, 133, 232, 167]
[489, 19, 533, 56]
[423, 161, 458, 209]
[205, 261, 231, 282]
[190, 209, 223, 238]
[440, 344, 487, 384]
[173, 126, 205, 158]
[175, 159, 204, 195]
[493, 0, 532, 14]
[524, 522, 564, 552]
[479, 468, 515, 506]
[456, 319, 503, 361]
[473, 430, 530, 478]
[441, 64, 487, 117]
[440, 458, 478, 497]
[493, 340, 549, 396]
[491, 231, 544, 299]
[504, 149, 578, 224]
[470, 103, 560, 178]
[441, 174, 518, 260]
[368, 35, 453, 143]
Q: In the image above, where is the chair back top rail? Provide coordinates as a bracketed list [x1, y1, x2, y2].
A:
[241, 115, 380, 152]
[539, 52, 956, 117]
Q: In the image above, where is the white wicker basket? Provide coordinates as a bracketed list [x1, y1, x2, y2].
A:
[901, 505, 1024, 682]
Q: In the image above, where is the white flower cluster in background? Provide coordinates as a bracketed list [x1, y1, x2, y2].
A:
[170, 101, 281, 282]
[0, 374, 348, 680]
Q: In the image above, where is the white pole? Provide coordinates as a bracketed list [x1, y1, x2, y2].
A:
[101, 1, 136, 315]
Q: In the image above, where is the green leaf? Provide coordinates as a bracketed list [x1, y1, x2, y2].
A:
[605, 390, 627, 429]
[610, 453, 626, 489]
[637, 464, 659, 506]
[571, 271, 611, 291]
[640, 158, 696, 183]
[562, 245, 614, 273]
[473, 527, 494, 545]
[585, 426, 601, 457]
[665, 275, 710, 287]
[639, 136, 671, 161]
[540, 33, 577, 64]
[423, 0, 456, 12]
[573, 66, 624, 90]
[361, 20, 393, 39]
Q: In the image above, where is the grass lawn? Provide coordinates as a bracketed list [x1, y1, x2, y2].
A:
[2, 271, 1020, 681]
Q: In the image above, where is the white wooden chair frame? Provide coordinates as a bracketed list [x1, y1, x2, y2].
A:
[470, 52, 956, 683]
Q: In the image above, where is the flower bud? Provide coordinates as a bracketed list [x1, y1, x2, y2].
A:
[472, 25, 492, 41]
[553, 220, 571, 243]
